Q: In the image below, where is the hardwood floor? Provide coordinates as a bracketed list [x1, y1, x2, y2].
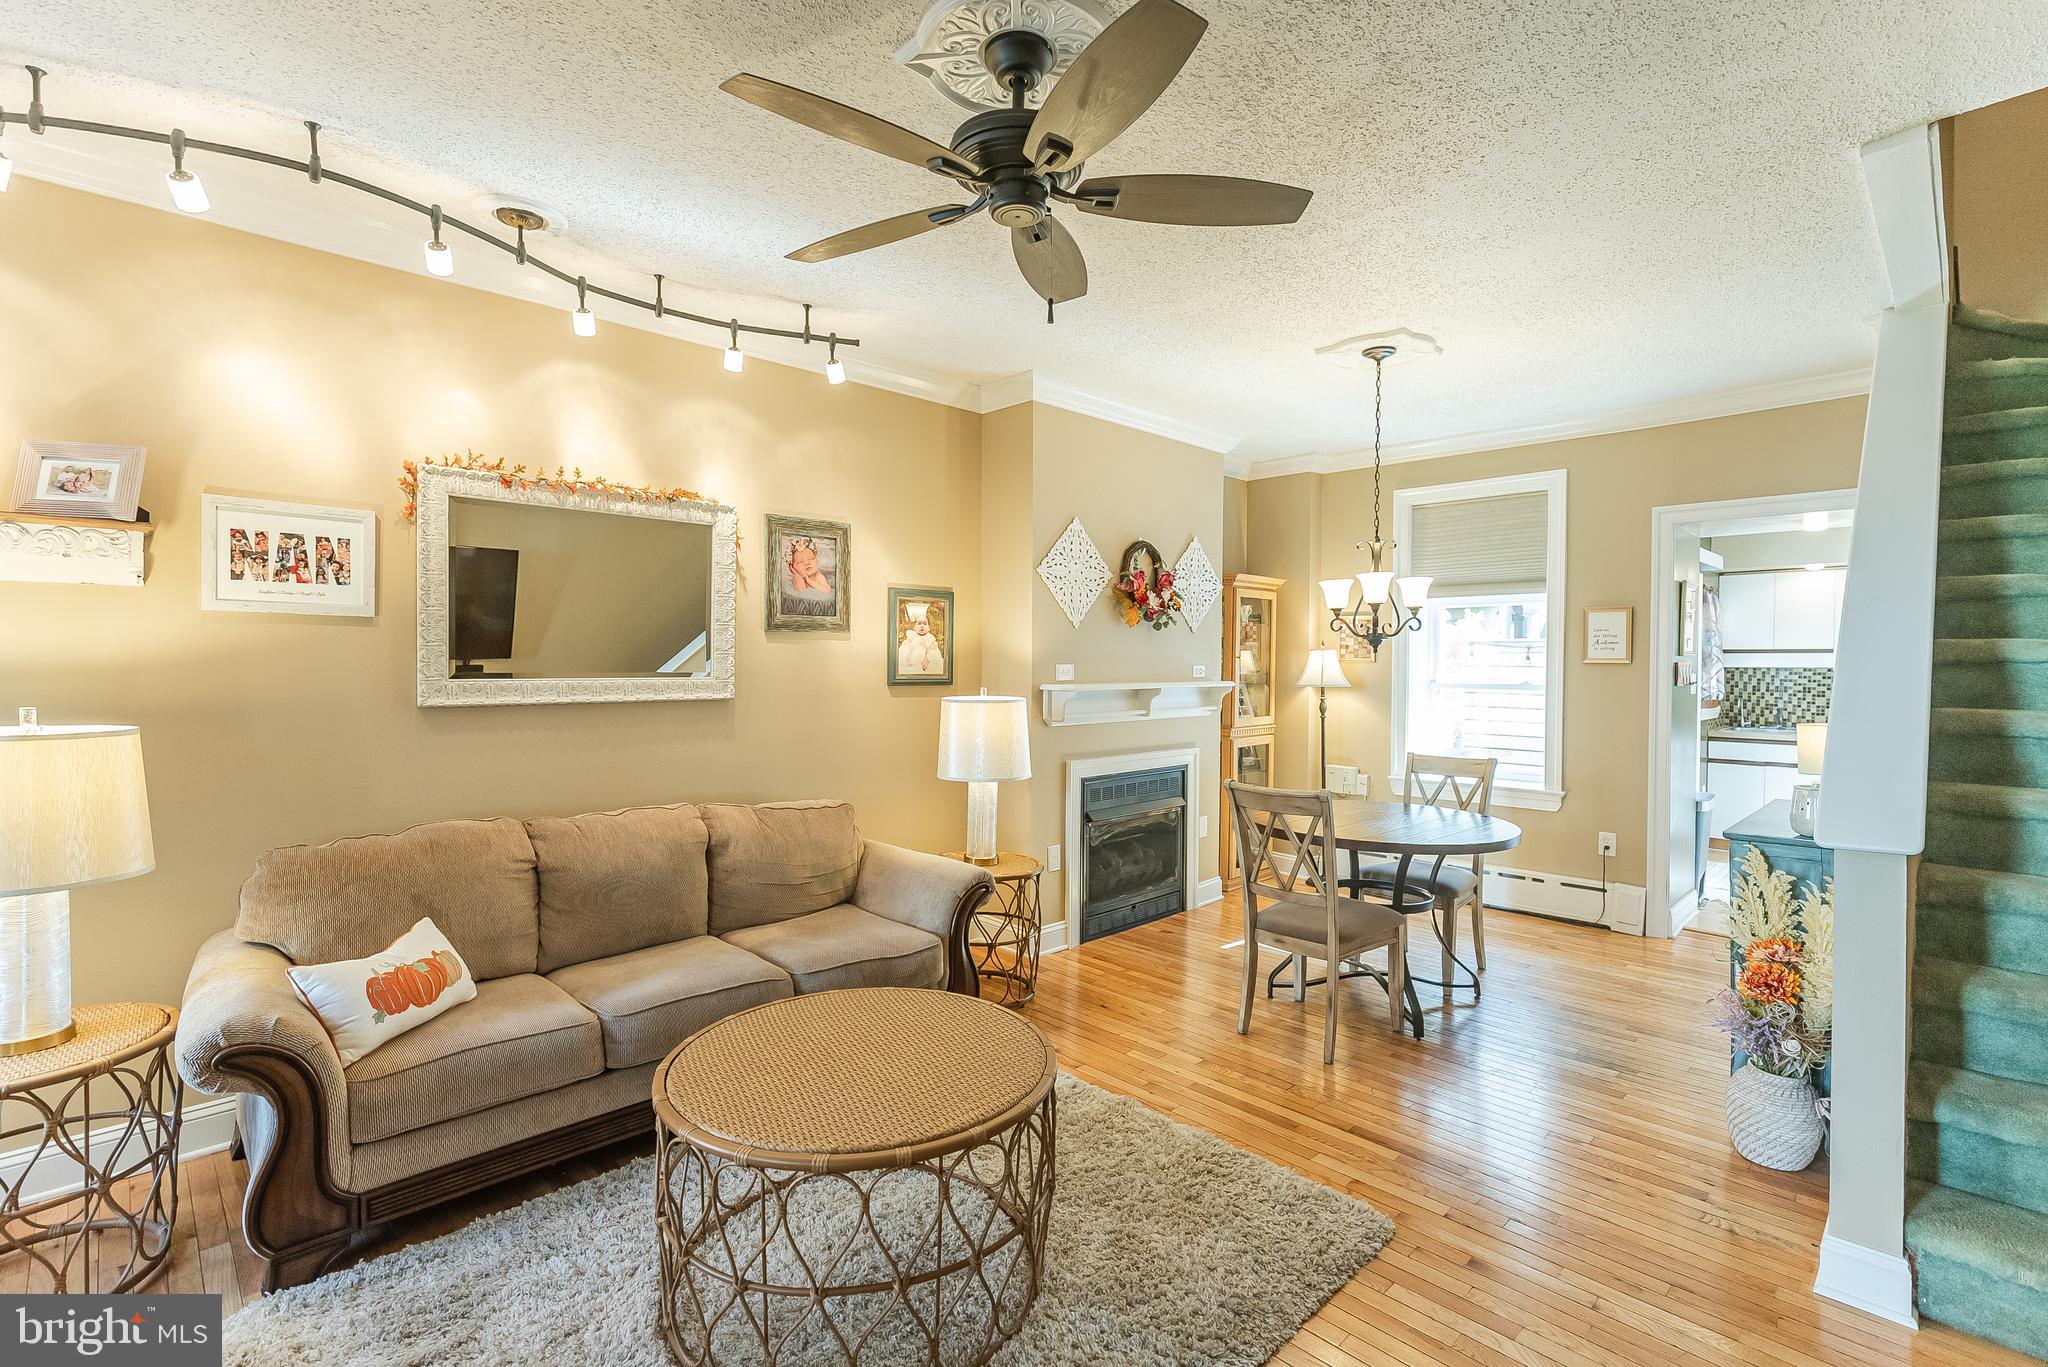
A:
[6, 902, 2032, 1364]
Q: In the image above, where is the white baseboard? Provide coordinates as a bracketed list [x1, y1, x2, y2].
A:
[1039, 919, 1069, 956]
[1483, 863, 1645, 932]
[1, 1094, 239, 1206]
[1193, 876, 1223, 910]
[1814, 1228, 1919, 1329]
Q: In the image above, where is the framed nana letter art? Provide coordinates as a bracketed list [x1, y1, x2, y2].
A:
[887, 586, 954, 686]
[765, 512, 849, 632]
[200, 493, 377, 617]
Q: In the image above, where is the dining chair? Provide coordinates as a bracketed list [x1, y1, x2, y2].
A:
[1352, 754, 1497, 1004]
[1226, 780, 1409, 1064]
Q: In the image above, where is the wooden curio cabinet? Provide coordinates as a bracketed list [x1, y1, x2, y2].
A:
[1220, 574, 1284, 893]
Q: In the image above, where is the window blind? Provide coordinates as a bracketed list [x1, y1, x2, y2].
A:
[1410, 491, 1549, 596]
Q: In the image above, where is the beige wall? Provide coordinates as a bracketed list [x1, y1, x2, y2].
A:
[1243, 473, 1324, 790]
[1246, 397, 1868, 887]
[1952, 86, 2048, 321]
[0, 178, 987, 1013]
[1221, 476, 1249, 576]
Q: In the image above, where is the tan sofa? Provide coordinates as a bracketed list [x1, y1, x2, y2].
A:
[176, 800, 993, 1290]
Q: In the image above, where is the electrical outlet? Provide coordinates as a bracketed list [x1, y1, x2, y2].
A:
[1193, 663, 1207, 678]
[1054, 664, 1075, 682]
[1046, 843, 1062, 872]
[1199, 815, 1210, 837]
[1598, 831, 1618, 858]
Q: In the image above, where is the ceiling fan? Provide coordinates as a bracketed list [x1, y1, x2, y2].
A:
[720, 0, 1312, 317]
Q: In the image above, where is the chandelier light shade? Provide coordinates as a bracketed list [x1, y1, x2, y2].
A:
[1324, 346, 1432, 655]
[0, 709, 155, 1055]
[937, 691, 1031, 863]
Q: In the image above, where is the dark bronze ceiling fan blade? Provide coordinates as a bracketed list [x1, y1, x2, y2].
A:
[787, 206, 972, 263]
[1012, 217, 1088, 304]
[1072, 175, 1313, 226]
[721, 74, 968, 175]
[1026, 0, 1208, 173]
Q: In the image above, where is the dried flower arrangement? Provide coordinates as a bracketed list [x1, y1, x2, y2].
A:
[398, 451, 717, 523]
[1713, 846, 1835, 1079]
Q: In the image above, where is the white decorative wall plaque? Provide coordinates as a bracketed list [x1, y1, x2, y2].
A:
[1172, 535, 1221, 631]
[1036, 516, 1111, 628]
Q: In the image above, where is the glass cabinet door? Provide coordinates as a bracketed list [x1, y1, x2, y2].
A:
[1235, 593, 1275, 725]
[1234, 734, 1273, 788]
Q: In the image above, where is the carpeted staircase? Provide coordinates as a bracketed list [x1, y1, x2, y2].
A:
[1906, 305, 2048, 1359]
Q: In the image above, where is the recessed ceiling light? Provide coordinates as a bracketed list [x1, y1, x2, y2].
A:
[1802, 511, 1829, 532]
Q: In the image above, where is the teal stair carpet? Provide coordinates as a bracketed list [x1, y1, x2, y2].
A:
[1908, 306, 2048, 1359]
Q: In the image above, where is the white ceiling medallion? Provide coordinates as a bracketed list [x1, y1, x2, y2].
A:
[896, 0, 1115, 111]
[1316, 328, 1442, 370]
[1036, 516, 1112, 628]
[1172, 535, 1221, 631]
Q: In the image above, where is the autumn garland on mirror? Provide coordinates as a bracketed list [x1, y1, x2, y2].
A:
[398, 451, 718, 522]
[1111, 539, 1184, 631]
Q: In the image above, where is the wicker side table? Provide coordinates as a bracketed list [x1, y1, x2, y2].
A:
[653, 987, 1057, 1367]
[0, 1002, 181, 1293]
[944, 850, 1043, 1006]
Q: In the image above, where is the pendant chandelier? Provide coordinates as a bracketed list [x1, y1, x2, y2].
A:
[1319, 345, 1432, 655]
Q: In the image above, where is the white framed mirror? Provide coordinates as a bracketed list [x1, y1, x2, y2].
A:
[413, 464, 737, 706]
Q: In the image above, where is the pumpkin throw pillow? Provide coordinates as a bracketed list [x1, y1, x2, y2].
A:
[285, 917, 477, 1067]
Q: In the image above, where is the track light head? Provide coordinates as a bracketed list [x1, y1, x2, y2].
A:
[165, 128, 208, 213]
[825, 334, 845, 385]
[423, 204, 453, 276]
[572, 276, 596, 336]
[724, 319, 744, 373]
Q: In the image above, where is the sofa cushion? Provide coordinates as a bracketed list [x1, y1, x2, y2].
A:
[238, 817, 540, 981]
[526, 805, 711, 973]
[344, 974, 602, 1144]
[721, 904, 944, 994]
[702, 801, 863, 933]
[547, 937, 792, 1069]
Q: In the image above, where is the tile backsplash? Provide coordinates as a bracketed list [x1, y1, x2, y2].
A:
[1722, 667, 1832, 725]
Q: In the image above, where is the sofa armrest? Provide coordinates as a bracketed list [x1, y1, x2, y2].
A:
[177, 929, 346, 1105]
[854, 841, 995, 994]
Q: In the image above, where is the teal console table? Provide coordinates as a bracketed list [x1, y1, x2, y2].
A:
[1723, 798, 1834, 1095]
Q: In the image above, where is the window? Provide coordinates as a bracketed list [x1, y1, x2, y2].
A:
[1392, 471, 1566, 809]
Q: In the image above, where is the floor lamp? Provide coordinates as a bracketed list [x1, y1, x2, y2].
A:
[1296, 649, 1351, 790]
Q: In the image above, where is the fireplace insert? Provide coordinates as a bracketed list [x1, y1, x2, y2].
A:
[1079, 765, 1186, 942]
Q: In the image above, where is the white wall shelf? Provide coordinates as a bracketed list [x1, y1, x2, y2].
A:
[1038, 680, 1236, 727]
[0, 511, 152, 587]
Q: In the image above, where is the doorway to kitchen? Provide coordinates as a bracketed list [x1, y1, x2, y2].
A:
[1644, 489, 1857, 941]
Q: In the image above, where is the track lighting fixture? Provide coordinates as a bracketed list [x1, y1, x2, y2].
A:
[423, 204, 453, 277]
[0, 67, 863, 384]
[164, 128, 209, 214]
[572, 277, 596, 336]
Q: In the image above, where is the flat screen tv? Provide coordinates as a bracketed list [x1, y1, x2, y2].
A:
[449, 545, 518, 667]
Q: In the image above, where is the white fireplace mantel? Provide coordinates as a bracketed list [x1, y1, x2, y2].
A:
[1038, 680, 1236, 727]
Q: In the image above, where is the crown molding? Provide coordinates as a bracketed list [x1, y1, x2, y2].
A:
[973, 371, 1244, 455]
[1243, 365, 1874, 480]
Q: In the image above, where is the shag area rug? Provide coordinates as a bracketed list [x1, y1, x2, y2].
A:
[225, 1075, 1392, 1366]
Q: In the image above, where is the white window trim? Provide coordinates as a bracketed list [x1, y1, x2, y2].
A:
[1389, 469, 1568, 806]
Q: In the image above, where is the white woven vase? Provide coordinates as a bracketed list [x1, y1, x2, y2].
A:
[1725, 1063, 1823, 1171]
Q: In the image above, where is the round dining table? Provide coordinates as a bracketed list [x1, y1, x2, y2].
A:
[1268, 799, 1522, 1038]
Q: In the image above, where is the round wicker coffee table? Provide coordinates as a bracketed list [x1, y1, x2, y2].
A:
[652, 987, 1057, 1367]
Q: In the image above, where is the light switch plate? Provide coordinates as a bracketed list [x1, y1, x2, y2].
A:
[1054, 664, 1075, 682]
[1193, 664, 1207, 678]
[1199, 815, 1210, 837]
[1046, 843, 1062, 872]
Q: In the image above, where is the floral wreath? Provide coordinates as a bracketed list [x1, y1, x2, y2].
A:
[1111, 539, 1184, 631]
[398, 451, 719, 524]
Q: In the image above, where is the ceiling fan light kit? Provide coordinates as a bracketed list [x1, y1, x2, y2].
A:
[724, 0, 1314, 317]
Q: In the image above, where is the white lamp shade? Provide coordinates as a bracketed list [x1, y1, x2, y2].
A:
[0, 724, 154, 897]
[937, 695, 1031, 783]
[1317, 578, 1353, 611]
[1796, 722, 1828, 777]
[1395, 575, 1433, 608]
[1357, 571, 1394, 605]
[1297, 648, 1352, 690]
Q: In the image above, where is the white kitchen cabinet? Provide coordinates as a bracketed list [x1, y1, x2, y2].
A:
[1773, 569, 1842, 650]
[1718, 574, 1777, 651]
[1707, 761, 1771, 838]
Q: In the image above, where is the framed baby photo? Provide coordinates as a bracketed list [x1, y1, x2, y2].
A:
[887, 586, 954, 686]
[11, 439, 148, 521]
[200, 493, 377, 617]
[764, 513, 849, 632]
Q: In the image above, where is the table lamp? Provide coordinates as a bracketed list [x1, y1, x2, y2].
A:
[1296, 649, 1351, 789]
[937, 691, 1030, 864]
[1791, 722, 1827, 838]
[0, 708, 154, 1055]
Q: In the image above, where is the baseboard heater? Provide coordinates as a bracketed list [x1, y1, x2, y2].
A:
[1482, 865, 1619, 927]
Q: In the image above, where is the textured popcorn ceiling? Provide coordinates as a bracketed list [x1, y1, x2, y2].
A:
[7, 2, 2048, 461]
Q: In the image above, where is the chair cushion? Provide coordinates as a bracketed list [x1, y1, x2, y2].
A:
[238, 817, 540, 981]
[1353, 860, 1480, 900]
[547, 937, 792, 1069]
[344, 974, 602, 1144]
[1256, 897, 1405, 953]
[702, 802, 863, 933]
[526, 805, 710, 973]
[721, 904, 944, 994]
